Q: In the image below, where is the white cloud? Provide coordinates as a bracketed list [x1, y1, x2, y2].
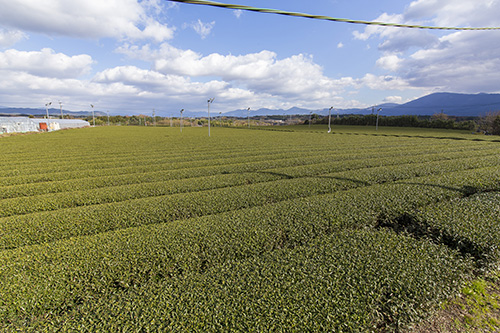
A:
[354, 13, 438, 52]
[0, 48, 93, 78]
[401, 31, 500, 92]
[383, 96, 403, 103]
[405, 0, 499, 27]
[191, 19, 215, 39]
[359, 74, 411, 91]
[353, 0, 500, 94]
[0, 0, 174, 42]
[0, 29, 26, 47]
[337, 42, 344, 49]
[117, 43, 360, 106]
[376, 55, 403, 71]
[234, 10, 243, 19]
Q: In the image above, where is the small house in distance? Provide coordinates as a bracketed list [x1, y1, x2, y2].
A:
[0, 117, 90, 134]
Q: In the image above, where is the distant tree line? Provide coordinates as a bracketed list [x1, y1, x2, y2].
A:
[314, 114, 478, 131]
[80, 111, 500, 135]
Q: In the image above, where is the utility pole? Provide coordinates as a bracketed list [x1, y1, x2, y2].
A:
[90, 104, 95, 127]
[247, 107, 251, 128]
[328, 106, 333, 133]
[45, 102, 52, 119]
[153, 109, 156, 127]
[59, 101, 63, 119]
[180, 109, 184, 133]
[207, 98, 214, 137]
[107, 111, 110, 126]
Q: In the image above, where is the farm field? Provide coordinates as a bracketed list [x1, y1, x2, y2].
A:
[1, 125, 500, 331]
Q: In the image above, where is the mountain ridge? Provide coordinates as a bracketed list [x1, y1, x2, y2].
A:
[1, 93, 499, 118]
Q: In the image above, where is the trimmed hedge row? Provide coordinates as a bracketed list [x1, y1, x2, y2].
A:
[1, 231, 469, 332]
[2, 151, 500, 218]
[412, 192, 500, 267]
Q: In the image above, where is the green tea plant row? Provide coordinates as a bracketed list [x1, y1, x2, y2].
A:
[2, 163, 500, 252]
[2, 143, 497, 199]
[411, 192, 500, 268]
[0, 149, 326, 185]
[0, 171, 486, 330]
[0, 145, 335, 178]
[0, 175, 360, 250]
[1, 131, 494, 181]
[2, 152, 500, 218]
[0, 129, 382, 172]
[2, 134, 483, 184]
[1, 231, 469, 332]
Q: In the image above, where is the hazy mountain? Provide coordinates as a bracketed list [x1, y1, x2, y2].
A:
[2, 93, 499, 118]
[379, 92, 500, 116]
[223, 93, 500, 117]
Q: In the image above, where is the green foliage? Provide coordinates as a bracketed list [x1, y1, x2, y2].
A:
[1, 126, 500, 331]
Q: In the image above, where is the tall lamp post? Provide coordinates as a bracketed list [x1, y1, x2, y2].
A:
[247, 107, 250, 128]
[45, 102, 52, 119]
[309, 111, 312, 128]
[59, 101, 63, 119]
[90, 104, 95, 127]
[180, 109, 184, 133]
[207, 98, 214, 137]
[328, 106, 333, 133]
[376, 108, 382, 131]
[219, 111, 222, 127]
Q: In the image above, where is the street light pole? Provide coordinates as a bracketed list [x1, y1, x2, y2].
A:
[376, 108, 382, 131]
[328, 106, 333, 133]
[309, 111, 312, 128]
[59, 101, 63, 119]
[207, 98, 214, 137]
[90, 104, 95, 127]
[180, 109, 184, 133]
[247, 107, 250, 128]
[219, 111, 222, 127]
[45, 102, 52, 119]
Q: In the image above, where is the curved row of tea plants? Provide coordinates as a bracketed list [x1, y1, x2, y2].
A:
[2, 151, 499, 218]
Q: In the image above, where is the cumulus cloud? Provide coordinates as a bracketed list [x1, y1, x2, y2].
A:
[353, 13, 438, 52]
[116, 43, 360, 105]
[0, 29, 26, 47]
[376, 54, 403, 71]
[353, 0, 500, 93]
[0, 0, 174, 42]
[383, 96, 403, 103]
[0, 48, 93, 78]
[405, 0, 499, 27]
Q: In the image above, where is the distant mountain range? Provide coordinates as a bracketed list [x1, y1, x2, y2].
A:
[185, 92, 500, 118]
[2, 93, 500, 118]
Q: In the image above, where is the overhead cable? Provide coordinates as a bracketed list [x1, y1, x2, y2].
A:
[168, 0, 500, 31]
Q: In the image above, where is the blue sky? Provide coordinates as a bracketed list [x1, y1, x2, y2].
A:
[0, 0, 499, 116]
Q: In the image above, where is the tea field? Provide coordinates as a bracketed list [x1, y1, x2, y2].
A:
[1, 125, 500, 331]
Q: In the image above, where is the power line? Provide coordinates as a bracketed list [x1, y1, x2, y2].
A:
[168, 0, 500, 31]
